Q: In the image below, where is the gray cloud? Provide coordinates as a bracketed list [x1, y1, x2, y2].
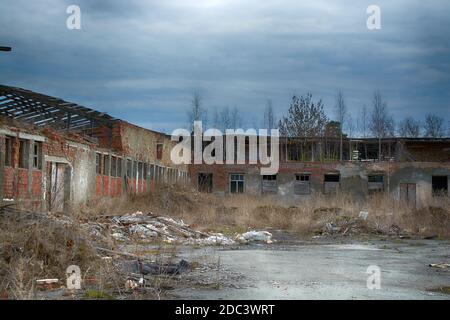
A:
[0, 0, 449, 133]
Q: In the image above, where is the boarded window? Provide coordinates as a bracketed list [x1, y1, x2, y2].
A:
[103, 155, 110, 176]
[262, 175, 277, 194]
[230, 173, 244, 194]
[295, 174, 310, 195]
[156, 143, 163, 160]
[400, 183, 416, 207]
[198, 173, 213, 193]
[96, 153, 102, 174]
[432, 176, 448, 196]
[368, 174, 384, 193]
[19, 139, 29, 169]
[324, 174, 340, 194]
[33, 142, 42, 169]
[4, 136, 12, 167]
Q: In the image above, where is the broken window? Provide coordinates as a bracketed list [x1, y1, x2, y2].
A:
[32, 141, 42, 169]
[432, 176, 448, 196]
[96, 153, 102, 174]
[368, 174, 384, 193]
[149, 164, 155, 180]
[138, 162, 143, 180]
[126, 159, 132, 177]
[287, 143, 302, 161]
[156, 143, 163, 160]
[143, 163, 148, 181]
[154, 165, 159, 181]
[117, 158, 122, 177]
[4, 136, 12, 167]
[111, 156, 117, 177]
[295, 174, 311, 195]
[230, 173, 244, 194]
[262, 175, 278, 194]
[132, 161, 137, 179]
[198, 173, 213, 193]
[324, 174, 340, 194]
[19, 139, 29, 169]
[103, 155, 110, 176]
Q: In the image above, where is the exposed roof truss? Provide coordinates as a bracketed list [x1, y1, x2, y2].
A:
[0, 85, 117, 132]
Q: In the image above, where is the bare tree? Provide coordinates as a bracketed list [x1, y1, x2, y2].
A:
[231, 106, 242, 129]
[263, 99, 277, 130]
[278, 93, 328, 137]
[211, 107, 220, 129]
[358, 105, 368, 138]
[369, 91, 395, 160]
[335, 90, 347, 161]
[424, 113, 445, 138]
[399, 117, 421, 137]
[186, 92, 207, 131]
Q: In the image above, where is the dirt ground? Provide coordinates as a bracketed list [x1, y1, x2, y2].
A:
[171, 235, 450, 300]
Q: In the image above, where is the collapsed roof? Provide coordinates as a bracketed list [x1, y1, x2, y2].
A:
[0, 85, 117, 132]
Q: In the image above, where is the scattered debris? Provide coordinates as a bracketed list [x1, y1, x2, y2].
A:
[358, 211, 369, 220]
[429, 263, 450, 269]
[83, 211, 219, 245]
[236, 231, 273, 244]
[36, 279, 59, 285]
[189, 233, 236, 246]
[138, 259, 190, 275]
[125, 279, 139, 290]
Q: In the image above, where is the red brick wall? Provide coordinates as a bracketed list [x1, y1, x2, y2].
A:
[2, 167, 14, 199]
[32, 170, 42, 198]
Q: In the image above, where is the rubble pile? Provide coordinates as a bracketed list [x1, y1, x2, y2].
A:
[82, 211, 273, 246]
[315, 212, 407, 238]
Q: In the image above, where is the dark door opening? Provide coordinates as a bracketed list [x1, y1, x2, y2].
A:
[198, 173, 213, 193]
[324, 174, 340, 194]
[432, 176, 448, 196]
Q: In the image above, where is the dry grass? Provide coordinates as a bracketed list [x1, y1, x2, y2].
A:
[0, 213, 124, 299]
[79, 184, 450, 239]
[1, 184, 449, 299]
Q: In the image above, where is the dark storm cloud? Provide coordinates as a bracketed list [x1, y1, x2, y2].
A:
[0, 0, 449, 133]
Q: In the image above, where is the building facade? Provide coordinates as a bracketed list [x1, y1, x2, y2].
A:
[188, 136, 450, 208]
[0, 85, 188, 212]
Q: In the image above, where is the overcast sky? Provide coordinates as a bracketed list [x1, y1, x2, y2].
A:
[1, 0, 449, 133]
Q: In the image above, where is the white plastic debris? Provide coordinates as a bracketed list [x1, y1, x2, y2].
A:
[236, 231, 273, 244]
[125, 279, 138, 290]
[359, 211, 369, 220]
[429, 263, 450, 269]
[191, 233, 236, 246]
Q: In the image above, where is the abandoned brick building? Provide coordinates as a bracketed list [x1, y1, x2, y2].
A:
[0, 85, 188, 211]
[1, 85, 449, 211]
[189, 135, 450, 208]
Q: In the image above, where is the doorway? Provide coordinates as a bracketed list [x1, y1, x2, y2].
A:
[46, 162, 71, 212]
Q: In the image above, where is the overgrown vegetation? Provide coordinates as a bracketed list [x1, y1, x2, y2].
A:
[81, 184, 450, 239]
[1, 184, 449, 299]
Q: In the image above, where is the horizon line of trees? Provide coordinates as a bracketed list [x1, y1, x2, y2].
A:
[186, 90, 449, 139]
